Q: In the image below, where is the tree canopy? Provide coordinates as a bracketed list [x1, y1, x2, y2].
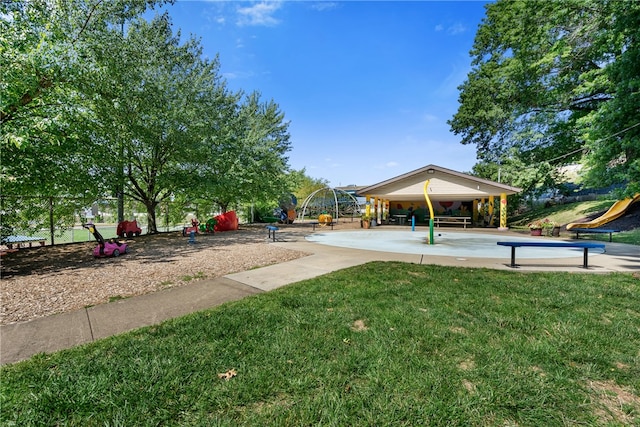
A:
[450, 0, 639, 197]
[1, 0, 294, 234]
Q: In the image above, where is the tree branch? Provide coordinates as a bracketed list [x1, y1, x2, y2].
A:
[72, 0, 106, 44]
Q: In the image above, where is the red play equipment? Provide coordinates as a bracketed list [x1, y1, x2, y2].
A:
[213, 211, 238, 232]
[182, 218, 200, 236]
[117, 220, 142, 238]
[181, 212, 238, 237]
[83, 223, 128, 257]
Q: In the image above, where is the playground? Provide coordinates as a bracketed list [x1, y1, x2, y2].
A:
[0, 226, 310, 325]
[2, 196, 638, 327]
[3, 208, 638, 327]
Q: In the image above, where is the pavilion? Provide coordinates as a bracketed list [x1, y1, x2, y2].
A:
[358, 164, 522, 228]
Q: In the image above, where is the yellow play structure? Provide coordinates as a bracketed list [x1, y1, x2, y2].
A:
[566, 193, 640, 230]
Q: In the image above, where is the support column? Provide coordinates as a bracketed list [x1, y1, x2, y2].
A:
[488, 195, 495, 227]
[384, 200, 389, 224]
[473, 199, 479, 225]
[499, 193, 508, 230]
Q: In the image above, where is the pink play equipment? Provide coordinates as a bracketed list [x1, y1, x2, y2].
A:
[83, 223, 129, 257]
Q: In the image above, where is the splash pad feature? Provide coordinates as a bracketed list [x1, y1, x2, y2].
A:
[306, 230, 606, 260]
[298, 187, 360, 223]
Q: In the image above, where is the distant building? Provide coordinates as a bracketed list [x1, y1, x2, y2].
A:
[356, 164, 522, 228]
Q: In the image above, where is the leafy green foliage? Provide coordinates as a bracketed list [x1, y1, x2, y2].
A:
[450, 0, 639, 197]
[288, 169, 330, 204]
[188, 92, 292, 213]
[1, 1, 293, 234]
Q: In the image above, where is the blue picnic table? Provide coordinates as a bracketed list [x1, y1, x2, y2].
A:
[1, 235, 46, 249]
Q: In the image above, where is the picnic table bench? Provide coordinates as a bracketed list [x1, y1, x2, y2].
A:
[571, 228, 619, 242]
[310, 221, 335, 231]
[1, 235, 46, 249]
[432, 216, 472, 229]
[497, 241, 605, 269]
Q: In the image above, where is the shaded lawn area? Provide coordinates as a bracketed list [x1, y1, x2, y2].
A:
[2, 262, 639, 426]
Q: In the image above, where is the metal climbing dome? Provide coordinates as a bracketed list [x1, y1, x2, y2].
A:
[298, 187, 361, 223]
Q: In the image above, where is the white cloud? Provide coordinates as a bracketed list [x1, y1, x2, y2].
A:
[447, 23, 466, 35]
[373, 161, 400, 171]
[236, 2, 282, 27]
[436, 58, 471, 98]
[434, 22, 467, 35]
[198, 2, 229, 27]
[222, 70, 254, 80]
[310, 2, 339, 12]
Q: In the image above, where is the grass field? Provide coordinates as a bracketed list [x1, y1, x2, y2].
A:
[2, 262, 639, 426]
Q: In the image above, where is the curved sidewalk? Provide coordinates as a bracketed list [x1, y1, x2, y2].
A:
[1, 228, 638, 365]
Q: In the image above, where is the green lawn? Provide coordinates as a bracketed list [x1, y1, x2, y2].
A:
[2, 262, 639, 426]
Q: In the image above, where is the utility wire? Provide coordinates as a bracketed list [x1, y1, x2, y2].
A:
[545, 121, 640, 164]
[496, 121, 640, 179]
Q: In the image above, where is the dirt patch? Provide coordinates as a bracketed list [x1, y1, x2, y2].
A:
[0, 225, 313, 325]
[587, 379, 640, 424]
[1, 221, 365, 325]
[350, 319, 368, 332]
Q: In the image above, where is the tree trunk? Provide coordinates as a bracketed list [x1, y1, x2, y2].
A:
[145, 201, 159, 234]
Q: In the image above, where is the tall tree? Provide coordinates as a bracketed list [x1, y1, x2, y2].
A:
[582, 1, 640, 196]
[1, 0, 170, 146]
[1, 0, 169, 231]
[93, 14, 225, 233]
[449, 0, 639, 197]
[190, 92, 292, 213]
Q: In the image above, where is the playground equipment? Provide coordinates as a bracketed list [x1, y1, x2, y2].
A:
[182, 218, 200, 237]
[117, 220, 142, 238]
[214, 211, 239, 232]
[423, 179, 435, 245]
[566, 194, 640, 230]
[318, 213, 333, 225]
[83, 223, 128, 257]
[278, 194, 298, 224]
[298, 187, 360, 223]
[182, 212, 238, 236]
[202, 218, 218, 233]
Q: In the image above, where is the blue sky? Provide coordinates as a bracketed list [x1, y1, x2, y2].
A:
[155, 1, 489, 187]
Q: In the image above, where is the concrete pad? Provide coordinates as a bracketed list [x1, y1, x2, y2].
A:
[1, 278, 262, 364]
[226, 244, 424, 291]
[87, 278, 262, 339]
[0, 309, 93, 365]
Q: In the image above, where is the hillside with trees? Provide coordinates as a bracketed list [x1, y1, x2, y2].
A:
[450, 0, 639, 201]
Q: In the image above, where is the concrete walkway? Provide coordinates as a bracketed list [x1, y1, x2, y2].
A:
[2, 228, 638, 365]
